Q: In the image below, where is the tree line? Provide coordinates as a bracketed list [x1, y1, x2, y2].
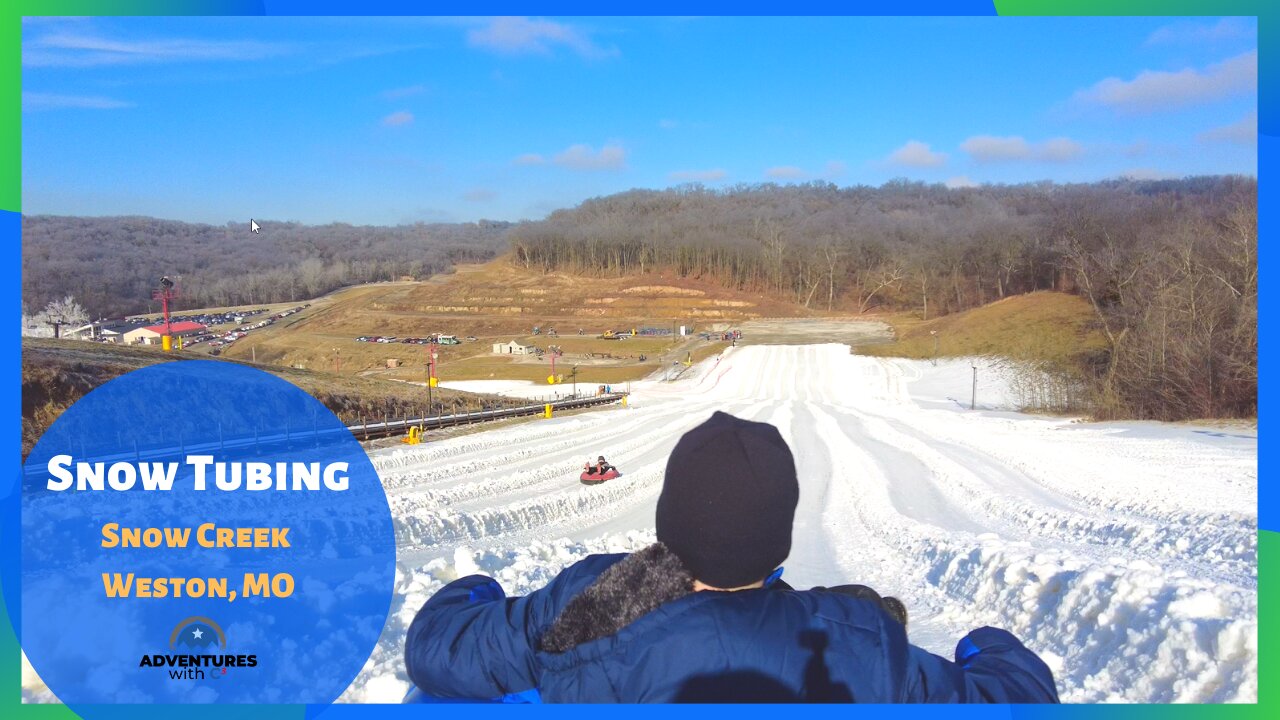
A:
[22, 216, 512, 317]
[506, 177, 1256, 420]
[22, 177, 1256, 420]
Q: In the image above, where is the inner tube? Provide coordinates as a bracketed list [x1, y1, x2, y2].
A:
[580, 469, 621, 484]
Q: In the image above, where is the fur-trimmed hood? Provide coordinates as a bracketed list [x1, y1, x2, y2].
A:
[540, 543, 692, 653]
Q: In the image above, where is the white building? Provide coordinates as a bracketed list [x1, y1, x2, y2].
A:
[492, 340, 534, 355]
[66, 322, 129, 343]
[123, 321, 207, 346]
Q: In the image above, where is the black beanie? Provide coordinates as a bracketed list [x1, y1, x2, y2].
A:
[656, 411, 799, 589]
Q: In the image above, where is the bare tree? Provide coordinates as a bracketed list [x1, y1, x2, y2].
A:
[38, 295, 88, 338]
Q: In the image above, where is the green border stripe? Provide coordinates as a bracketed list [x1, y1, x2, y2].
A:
[2, 14, 17, 213]
[995, 1, 1266, 15]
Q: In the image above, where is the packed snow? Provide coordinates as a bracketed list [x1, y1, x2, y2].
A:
[346, 344, 1257, 704]
[438, 379, 596, 401]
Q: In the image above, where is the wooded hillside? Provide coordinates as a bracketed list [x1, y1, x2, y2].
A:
[22, 217, 512, 317]
[508, 176, 1256, 419]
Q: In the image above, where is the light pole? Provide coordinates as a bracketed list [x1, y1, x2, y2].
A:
[571, 365, 579, 398]
[930, 330, 939, 366]
[427, 344, 438, 415]
[970, 361, 978, 410]
[152, 276, 179, 351]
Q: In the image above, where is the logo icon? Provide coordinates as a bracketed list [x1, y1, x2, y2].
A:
[170, 617, 226, 652]
[139, 616, 256, 683]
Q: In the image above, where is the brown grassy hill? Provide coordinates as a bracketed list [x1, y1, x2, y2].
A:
[860, 291, 1106, 368]
[279, 260, 803, 335]
[219, 259, 790, 380]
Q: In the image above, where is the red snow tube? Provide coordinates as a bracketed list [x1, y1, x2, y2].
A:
[580, 469, 621, 485]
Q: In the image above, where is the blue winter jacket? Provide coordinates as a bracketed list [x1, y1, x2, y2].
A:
[405, 554, 1060, 703]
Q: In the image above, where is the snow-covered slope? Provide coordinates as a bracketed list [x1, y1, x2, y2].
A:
[347, 344, 1257, 703]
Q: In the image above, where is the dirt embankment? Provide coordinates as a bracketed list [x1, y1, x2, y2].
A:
[21, 338, 522, 456]
[735, 318, 894, 347]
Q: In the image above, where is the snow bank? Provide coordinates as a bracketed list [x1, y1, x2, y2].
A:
[437, 379, 574, 400]
[924, 535, 1256, 702]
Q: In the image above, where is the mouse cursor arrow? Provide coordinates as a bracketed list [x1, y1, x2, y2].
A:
[250, 219, 261, 234]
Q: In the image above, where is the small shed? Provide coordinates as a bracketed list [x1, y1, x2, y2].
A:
[492, 340, 533, 355]
[67, 322, 130, 343]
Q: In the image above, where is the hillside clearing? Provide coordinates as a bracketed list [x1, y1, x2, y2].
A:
[860, 292, 1106, 368]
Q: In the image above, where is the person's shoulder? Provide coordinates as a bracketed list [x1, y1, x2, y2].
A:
[564, 553, 628, 576]
[674, 587, 896, 640]
[541, 553, 630, 597]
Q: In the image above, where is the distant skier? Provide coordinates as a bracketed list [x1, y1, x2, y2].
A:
[405, 412, 1060, 703]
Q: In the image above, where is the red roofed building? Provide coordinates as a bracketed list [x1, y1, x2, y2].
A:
[123, 321, 207, 346]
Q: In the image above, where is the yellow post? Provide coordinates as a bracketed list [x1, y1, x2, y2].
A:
[622, 396, 628, 408]
[429, 377, 438, 388]
[177, 336, 184, 350]
[547, 375, 556, 385]
[161, 335, 172, 352]
[544, 404, 553, 418]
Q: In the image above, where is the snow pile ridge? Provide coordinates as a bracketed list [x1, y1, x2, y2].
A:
[925, 535, 1256, 703]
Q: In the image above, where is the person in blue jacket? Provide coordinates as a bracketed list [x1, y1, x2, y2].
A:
[404, 411, 1060, 703]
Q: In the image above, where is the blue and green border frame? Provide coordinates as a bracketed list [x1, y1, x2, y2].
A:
[0, 1, 1271, 717]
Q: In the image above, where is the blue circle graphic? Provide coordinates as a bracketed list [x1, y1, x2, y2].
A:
[18, 361, 395, 705]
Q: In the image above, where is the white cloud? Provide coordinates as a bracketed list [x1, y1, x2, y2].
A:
[945, 176, 977, 189]
[960, 135, 1083, 163]
[669, 169, 727, 182]
[886, 141, 947, 168]
[765, 166, 806, 179]
[1145, 18, 1255, 46]
[1040, 137, 1084, 162]
[513, 153, 546, 166]
[381, 84, 425, 100]
[553, 143, 626, 171]
[381, 111, 413, 127]
[463, 188, 497, 202]
[960, 135, 1031, 162]
[1123, 140, 1150, 158]
[822, 160, 847, 179]
[1071, 50, 1256, 114]
[1119, 168, 1181, 181]
[658, 119, 679, 130]
[1198, 111, 1257, 145]
[23, 32, 290, 68]
[467, 17, 616, 59]
[22, 92, 133, 111]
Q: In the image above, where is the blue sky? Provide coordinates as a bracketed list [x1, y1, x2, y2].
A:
[22, 16, 1258, 225]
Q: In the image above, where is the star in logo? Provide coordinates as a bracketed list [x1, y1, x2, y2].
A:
[192, 628, 204, 640]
